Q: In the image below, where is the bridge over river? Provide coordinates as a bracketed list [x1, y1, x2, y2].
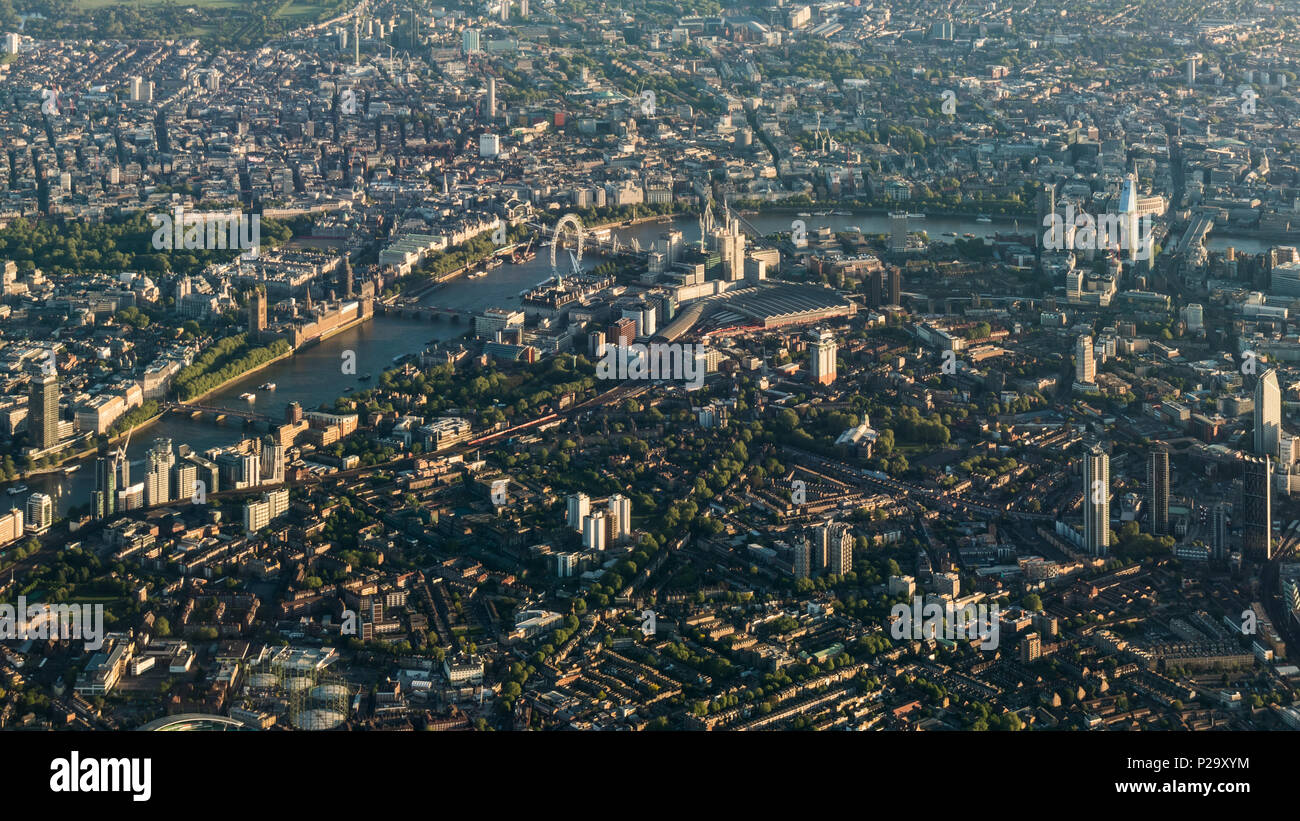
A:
[375, 303, 476, 322]
[165, 402, 273, 426]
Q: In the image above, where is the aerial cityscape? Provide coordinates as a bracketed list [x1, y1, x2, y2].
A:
[0, 0, 1299, 741]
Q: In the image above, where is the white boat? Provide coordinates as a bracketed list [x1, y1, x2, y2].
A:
[796, 211, 812, 218]
[258, 382, 276, 391]
[833, 210, 852, 216]
[976, 215, 993, 223]
[7, 485, 28, 495]
[240, 392, 256, 402]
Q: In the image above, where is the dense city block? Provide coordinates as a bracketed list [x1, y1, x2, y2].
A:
[0, 0, 1299, 734]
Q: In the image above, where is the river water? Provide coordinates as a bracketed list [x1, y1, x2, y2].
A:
[0, 211, 1270, 515]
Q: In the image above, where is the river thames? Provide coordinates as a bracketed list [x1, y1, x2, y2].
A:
[0, 211, 1270, 515]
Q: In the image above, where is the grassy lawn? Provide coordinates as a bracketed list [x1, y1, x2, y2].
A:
[275, 0, 331, 20]
[74, 0, 243, 8]
[61, 0, 343, 45]
[66, 594, 128, 605]
[73, 0, 243, 8]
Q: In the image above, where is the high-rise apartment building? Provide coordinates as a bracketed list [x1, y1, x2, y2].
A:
[1211, 501, 1230, 559]
[145, 438, 175, 506]
[94, 447, 120, 519]
[793, 536, 811, 580]
[555, 552, 578, 577]
[116, 449, 131, 491]
[889, 212, 908, 253]
[1255, 368, 1281, 458]
[173, 462, 199, 504]
[462, 28, 480, 54]
[608, 318, 636, 348]
[1243, 456, 1272, 560]
[868, 268, 883, 307]
[1075, 335, 1095, 385]
[1036, 182, 1056, 244]
[808, 328, 837, 386]
[1148, 447, 1169, 535]
[25, 492, 53, 534]
[129, 76, 153, 103]
[215, 443, 261, 490]
[816, 521, 853, 575]
[567, 492, 590, 532]
[260, 437, 285, 485]
[1083, 441, 1110, 556]
[582, 512, 606, 551]
[28, 368, 60, 451]
[1021, 632, 1042, 663]
[607, 494, 631, 541]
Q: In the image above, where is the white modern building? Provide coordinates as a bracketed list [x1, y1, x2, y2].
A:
[582, 511, 606, 551]
[567, 492, 590, 532]
[0, 508, 23, 547]
[1075, 334, 1096, 385]
[243, 487, 290, 532]
[129, 76, 154, 103]
[607, 494, 631, 541]
[1256, 368, 1281, 458]
[25, 493, 53, 535]
[808, 328, 837, 385]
